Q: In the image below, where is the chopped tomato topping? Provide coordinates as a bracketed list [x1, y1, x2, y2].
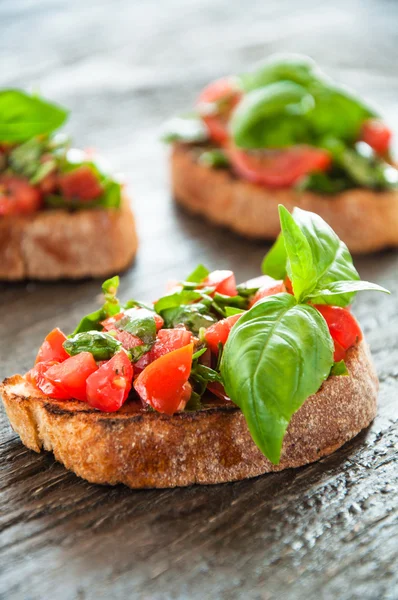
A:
[204, 313, 242, 355]
[43, 352, 98, 401]
[26, 360, 70, 398]
[58, 165, 103, 201]
[284, 277, 294, 294]
[248, 276, 286, 307]
[134, 328, 193, 374]
[86, 351, 133, 412]
[197, 77, 242, 145]
[35, 328, 69, 364]
[361, 119, 392, 155]
[0, 175, 43, 215]
[102, 309, 163, 332]
[228, 146, 331, 188]
[134, 343, 194, 415]
[204, 270, 238, 297]
[207, 381, 230, 402]
[314, 305, 363, 361]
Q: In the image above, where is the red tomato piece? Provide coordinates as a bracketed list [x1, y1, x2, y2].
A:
[248, 276, 286, 307]
[134, 343, 194, 415]
[35, 328, 69, 364]
[314, 305, 363, 361]
[26, 360, 71, 398]
[361, 119, 392, 155]
[204, 313, 242, 355]
[134, 328, 193, 374]
[197, 77, 242, 145]
[43, 352, 98, 401]
[58, 166, 103, 201]
[86, 351, 133, 412]
[204, 270, 238, 297]
[228, 146, 331, 188]
[0, 175, 43, 215]
[284, 277, 294, 295]
[207, 381, 231, 402]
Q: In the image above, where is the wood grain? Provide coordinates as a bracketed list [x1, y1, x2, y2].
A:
[0, 0, 397, 598]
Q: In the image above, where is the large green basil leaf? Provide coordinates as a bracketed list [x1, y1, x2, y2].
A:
[230, 81, 315, 149]
[64, 331, 123, 361]
[281, 206, 359, 306]
[220, 294, 334, 464]
[0, 90, 68, 142]
[261, 234, 287, 280]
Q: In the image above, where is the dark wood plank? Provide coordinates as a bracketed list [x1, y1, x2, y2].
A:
[0, 0, 397, 598]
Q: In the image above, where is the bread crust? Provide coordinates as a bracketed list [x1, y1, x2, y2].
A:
[0, 196, 138, 280]
[0, 342, 378, 488]
[171, 144, 398, 253]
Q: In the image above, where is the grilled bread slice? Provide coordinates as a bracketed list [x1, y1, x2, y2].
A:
[171, 144, 398, 254]
[0, 196, 137, 280]
[0, 342, 378, 488]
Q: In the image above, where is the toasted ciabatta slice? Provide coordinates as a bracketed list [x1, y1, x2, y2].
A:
[0, 196, 137, 281]
[171, 144, 398, 254]
[0, 342, 378, 488]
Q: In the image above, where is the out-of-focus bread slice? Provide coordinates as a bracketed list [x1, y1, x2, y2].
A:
[171, 143, 398, 253]
[0, 195, 137, 280]
[0, 342, 378, 488]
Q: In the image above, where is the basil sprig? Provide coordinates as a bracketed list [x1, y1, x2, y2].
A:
[221, 204, 389, 464]
[0, 90, 68, 143]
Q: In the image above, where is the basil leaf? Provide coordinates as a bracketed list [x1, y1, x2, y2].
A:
[185, 264, 210, 284]
[297, 170, 352, 194]
[72, 309, 105, 335]
[213, 292, 248, 310]
[261, 234, 287, 280]
[279, 206, 317, 302]
[8, 137, 44, 178]
[198, 149, 229, 168]
[225, 307, 245, 317]
[230, 82, 314, 149]
[287, 206, 360, 306]
[221, 294, 334, 464]
[102, 276, 121, 317]
[192, 347, 207, 361]
[0, 90, 68, 142]
[64, 331, 123, 361]
[154, 290, 203, 313]
[240, 53, 323, 92]
[330, 360, 349, 377]
[161, 115, 208, 144]
[161, 303, 217, 334]
[309, 279, 390, 300]
[338, 148, 398, 190]
[115, 308, 157, 345]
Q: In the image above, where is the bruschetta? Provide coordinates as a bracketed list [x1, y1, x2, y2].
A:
[164, 54, 398, 253]
[0, 206, 389, 487]
[0, 89, 137, 280]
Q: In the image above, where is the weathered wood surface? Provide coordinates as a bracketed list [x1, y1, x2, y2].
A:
[0, 1, 397, 598]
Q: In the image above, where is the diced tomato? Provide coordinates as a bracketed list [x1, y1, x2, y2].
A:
[207, 381, 230, 402]
[134, 328, 193, 374]
[35, 328, 69, 364]
[134, 343, 194, 415]
[249, 276, 286, 307]
[0, 175, 43, 215]
[43, 352, 98, 401]
[112, 329, 143, 351]
[228, 146, 331, 188]
[204, 270, 238, 297]
[314, 305, 363, 361]
[204, 313, 242, 355]
[26, 360, 70, 399]
[361, 119, 392, 155]
[86, 351, 133, 412]
[197, 77, 242, 145]
[58, 165, 103, 201]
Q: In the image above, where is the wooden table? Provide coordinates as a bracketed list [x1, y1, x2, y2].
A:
[1, 1, 397, 598]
